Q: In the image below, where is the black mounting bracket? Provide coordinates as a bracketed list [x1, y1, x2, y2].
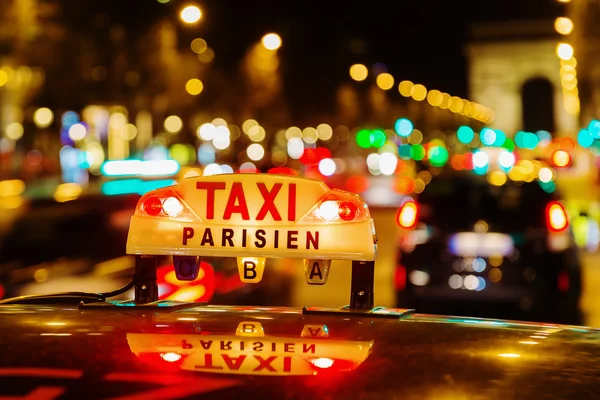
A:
[349, 260, 375, 311]
[134, 255, 159, 304]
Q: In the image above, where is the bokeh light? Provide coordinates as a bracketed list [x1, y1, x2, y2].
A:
[578, 129, 593, 148]
[427, 146, 448, 167]
[379, 152, 398, 175]
[556, 43, 574, 60]
[318, 158, 336, 176]
[398, 80, 413, 97]
[262, 33, 282, 50]
[164, 115, 183, 133]
[191, 38, 208, 54]
[473, 151, 488, 169]
[480, 128, 496, 146]
[5, 122, 24, 141]
[376, 73, 394, 90]
[33, 107, 54, 128]
[316, 123, 333, 140]
[357, 129, 371, 148]
[411, 84, 427, 101]
[185, 78, 204, 95]
[68, 123, 87, 141]
[552, 150, 571, 167]
[369, 129, 386, 148]
[247, 143, 265, 161]
[180, 5, 202, 23]
[555, 17, 574, 35]
[395, 118, 413, 137]
[427, 90, 443, 106]
[349, 64, 368, 82]
[457, 126, 474, 144]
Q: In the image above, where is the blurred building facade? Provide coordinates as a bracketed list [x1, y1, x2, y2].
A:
[567, 0, 600, 125]
[466, 20, 578, 136]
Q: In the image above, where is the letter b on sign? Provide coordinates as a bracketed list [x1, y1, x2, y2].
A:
[303, 259, 331, 285]
[236, 321, 265, 337]
[237, 257, 266, 283]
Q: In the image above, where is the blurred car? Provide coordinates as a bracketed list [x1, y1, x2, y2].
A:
[395, 172, 582, 325]
[0, 193, 293, 305]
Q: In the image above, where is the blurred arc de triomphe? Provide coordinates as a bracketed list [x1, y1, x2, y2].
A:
[466, 20, 578, 137]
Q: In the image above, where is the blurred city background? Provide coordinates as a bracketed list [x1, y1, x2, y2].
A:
[1, 0, 600, 325]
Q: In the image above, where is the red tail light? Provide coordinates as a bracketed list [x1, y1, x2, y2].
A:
[546, 201, 568, 232]
[394, 264, 406, 291]
[397, 200, 418, 229]
[137, 352, 188, 370]
[136, 188, 197, 221]
[143, 197, 164, 216]
[317, 200, 360, 222]
[160, 352, 182, 363]
[558, 270, 570, 293]
[298, 189, 369, 224]
[309, 357, 356, 372]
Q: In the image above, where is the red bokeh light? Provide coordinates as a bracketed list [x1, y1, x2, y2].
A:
[345, 175, 369, 193]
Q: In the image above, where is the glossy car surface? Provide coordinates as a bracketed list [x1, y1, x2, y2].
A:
[0, 303, 597, 399]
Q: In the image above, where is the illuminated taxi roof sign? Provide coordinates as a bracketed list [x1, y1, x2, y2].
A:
[126, 174, 377, 261]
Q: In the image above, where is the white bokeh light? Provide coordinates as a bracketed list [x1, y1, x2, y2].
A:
[538, 167, 554, 183]
[68, 123, 87, 141]
[213, 135, 230, 150]
[379, 152, 398, 175]
[498, 151, 515, 169]
[247, 143, 265, 161]
[473, 151, 489, 168]
[318, 158, 336, 176]
[239, 162, 256, 172]
[198, 123, 216, 140]
[366, 153, 380, 170]
[220, 164, 234, 174]
[287, 137, 304, 159]
[203, 163, 223, 176]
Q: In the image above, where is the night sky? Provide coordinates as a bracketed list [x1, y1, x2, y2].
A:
[68, 0, 566, 116]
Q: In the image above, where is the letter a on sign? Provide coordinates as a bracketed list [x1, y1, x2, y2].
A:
[237, 257, 266, 283]
[303, 259, 331, 285]
[300, 324, 329, 338]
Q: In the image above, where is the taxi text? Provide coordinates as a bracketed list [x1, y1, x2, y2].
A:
[196, 181, 296, 221]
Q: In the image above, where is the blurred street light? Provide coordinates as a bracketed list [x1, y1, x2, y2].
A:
[180, 5, 202, 24]
[556, 42, 574, 60]
[376, 73, 394, 90]
[33, 107, 54, 128]
[186, 78, 204, 95]
[555, 17, 574, 35]
[261, 33, 282, 50]
[349, 64, 368, 82]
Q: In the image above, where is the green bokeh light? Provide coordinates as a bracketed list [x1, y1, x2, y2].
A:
[357, 129, 371, 148]
[501, 137, 515, 151]
[370, 129, 386, 148]
[428, 146, 448, 167]
[410, 144, 425, 161]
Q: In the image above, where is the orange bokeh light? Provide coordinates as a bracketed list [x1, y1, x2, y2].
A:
[394, 176, 415, 194]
